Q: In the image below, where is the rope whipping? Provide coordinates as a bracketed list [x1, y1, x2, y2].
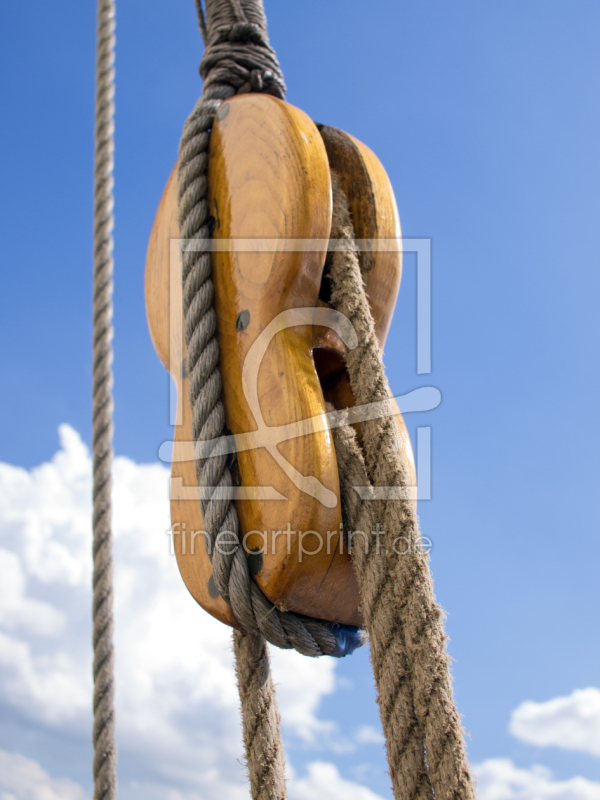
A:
[177, 0, 362, 658]
[92, 1, 117, 798]
[328, 172, 476, 800]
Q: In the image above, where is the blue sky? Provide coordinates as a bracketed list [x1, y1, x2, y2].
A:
[1, 1, 599, 798]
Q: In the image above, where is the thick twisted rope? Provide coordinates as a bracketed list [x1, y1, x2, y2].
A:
[234, 630, 288, 800]
[92, 1, 117, 798]
[332, 420, 433, 800]
[328, 173, 475, 800]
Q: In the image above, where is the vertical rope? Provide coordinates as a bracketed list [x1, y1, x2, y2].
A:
[92, 1, 117, 798]
[234, 630, 288, 800]
[332, 420, 433, 800]
[328, 173, 476, 800]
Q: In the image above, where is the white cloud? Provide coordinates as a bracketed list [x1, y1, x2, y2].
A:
[0, 426, 383, 800]
[510, 688, 600, 757]
[0, 549, 64, 636]
[474, 758, 600, 800]
[355, 725, 384, 746]
[0, 628, 90, 725]
[6, 425, 600, 800]
[474, 689, 600, 800]
[0, 748, 87, 800]
[289, 762, 387, 800]
[0, 425, 93, 588]
[270, 647, 337, 742]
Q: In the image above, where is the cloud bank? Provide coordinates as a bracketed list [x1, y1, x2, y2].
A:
[2, 426, 600, 800]
[0, 748, 88, 800]
[0, 425, 377, 799]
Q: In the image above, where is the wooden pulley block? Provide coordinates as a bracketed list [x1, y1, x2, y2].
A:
[145, 93, 415, 631]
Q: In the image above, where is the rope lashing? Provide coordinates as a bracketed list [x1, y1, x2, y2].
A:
[328, 173, 476, 800]
[92, 1, 117, 798]
[197, 0, 286, 98]
[177, 0, 363, 658]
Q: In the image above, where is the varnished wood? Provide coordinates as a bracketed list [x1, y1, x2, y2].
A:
[318, 124, 402, 349]
[146, 167, 238, 626]
[145, 93, 415, 629]
[317, 125, 416, 496]
[207, 95, 359, 622]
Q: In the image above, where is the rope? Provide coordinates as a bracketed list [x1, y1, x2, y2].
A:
[92, 1, 117, 798]
[234, 630, 288, 800]
[328, 173, 476, 800]
[177, 0, 360, 660]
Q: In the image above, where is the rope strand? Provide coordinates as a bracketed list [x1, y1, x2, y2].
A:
[92, 0, 117, 797]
